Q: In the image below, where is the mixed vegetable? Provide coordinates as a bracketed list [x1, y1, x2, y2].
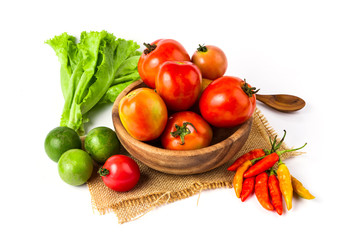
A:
[44, 32, 314, 212]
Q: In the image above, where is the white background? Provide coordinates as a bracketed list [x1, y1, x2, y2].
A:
[1, 0, 359, 239]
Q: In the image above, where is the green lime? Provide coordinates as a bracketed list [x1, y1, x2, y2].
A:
[44, 126, 82, 162]
[58, 149, 93, 186]
[84, 126, 121, 164]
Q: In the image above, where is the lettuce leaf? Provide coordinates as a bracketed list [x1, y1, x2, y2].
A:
[98, 53, 141, 104]
[98, 76, 139, 104]
[46, 31, 140, 135]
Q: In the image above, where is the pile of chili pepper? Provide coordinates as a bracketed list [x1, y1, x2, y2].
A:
[228, 130, 315, 215]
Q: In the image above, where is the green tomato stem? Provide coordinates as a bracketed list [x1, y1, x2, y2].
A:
[241, 79, 260, 97]
[197, 44, 208, 52]
[98, 167, 110, 177]
[170, 122, 197, 145]
[143, 43, 157, 55]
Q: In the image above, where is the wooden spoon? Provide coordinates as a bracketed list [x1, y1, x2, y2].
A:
[256, 94, 306, 112]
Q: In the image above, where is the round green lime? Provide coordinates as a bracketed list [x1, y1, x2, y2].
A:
[44, 126, 82, 162]
[84, 127, 121, 164]
[58, 149, 93, 186]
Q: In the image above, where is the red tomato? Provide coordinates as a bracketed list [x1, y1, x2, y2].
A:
[98, 155, 140, 192]
[191, 45, 228, 80]
[119, 88, 168, 141]
[156, 61, 202, 111]
[161, 111, 213, 150]
[199, 76, 257, 128]
[138, 39, 190, 89]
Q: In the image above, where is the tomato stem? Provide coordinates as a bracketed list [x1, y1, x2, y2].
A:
[197, 44, 208, 52]
[242, 79, 260, 97]
[143, 43, 157, 55]
[98, 167, 110, 177]
[170, 122, 197, 145]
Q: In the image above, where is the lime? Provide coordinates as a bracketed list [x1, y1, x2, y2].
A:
[84, 127, 122, 164]
[58, 149, 93, 186]
[44, 126, 82, 162]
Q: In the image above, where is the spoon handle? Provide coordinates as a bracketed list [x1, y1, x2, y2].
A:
[256, 94, 306, 113]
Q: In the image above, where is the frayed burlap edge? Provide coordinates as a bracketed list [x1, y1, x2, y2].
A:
[90, 181, 233, 223]
[87, 108, 305, 223]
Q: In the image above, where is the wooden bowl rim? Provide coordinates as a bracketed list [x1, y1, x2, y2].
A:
[112, 80, 252, 157]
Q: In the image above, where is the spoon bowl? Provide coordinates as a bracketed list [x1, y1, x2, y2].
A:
[256, 94, 306, 112]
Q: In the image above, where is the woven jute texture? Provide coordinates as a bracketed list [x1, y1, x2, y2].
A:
[87, 108, 301, 223]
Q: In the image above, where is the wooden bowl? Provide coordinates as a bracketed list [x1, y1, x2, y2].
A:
[112, 80, 252, 175]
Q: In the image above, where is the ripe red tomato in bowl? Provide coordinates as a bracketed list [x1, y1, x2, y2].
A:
[138, 39, 190, 89]
[156, 61, 202, 111]
[98, 155, 140, 192]
[199, 76, 258, 128]
[161, 111, 213, 150]
[119, 88, 168, 141]
[191, 44, 228, 80]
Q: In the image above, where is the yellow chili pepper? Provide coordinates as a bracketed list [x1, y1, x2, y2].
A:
[233, 160, 252, 198]
[277, 163, 293, 210]
[291, 176, 315, 199]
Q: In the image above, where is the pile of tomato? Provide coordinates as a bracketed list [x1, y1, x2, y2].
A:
[119, 39, 259, 150]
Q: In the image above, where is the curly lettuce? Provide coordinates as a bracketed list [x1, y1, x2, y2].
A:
[46, 31, 141, 135]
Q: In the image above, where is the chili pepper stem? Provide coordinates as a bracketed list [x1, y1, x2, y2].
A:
[274, 130, 287, 151]
[276, 142, 307, 156]
[250, 155, 267, 164]
[268, 167, 277, 176]
[278, 158, 284, 166]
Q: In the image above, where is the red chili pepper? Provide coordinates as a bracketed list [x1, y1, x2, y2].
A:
[227, 149, 266, 171]
[268, 169, 283, 215]
[243, 142, 307, 178]
[255, 172, 274, 211]
[228, 130, 288, 172]
[240, 176, 255, 202]
[244, 152, 279, 178]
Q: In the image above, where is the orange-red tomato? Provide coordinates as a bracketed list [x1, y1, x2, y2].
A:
[161, 111, 213, 150]
[191, 45, 227, 80]
[138, 39, 190, 89]
[156, 61, 202, 111]
[199, 76, 257, 128]
[119, 88, 168, 141]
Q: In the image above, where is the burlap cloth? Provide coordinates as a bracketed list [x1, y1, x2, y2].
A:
[87, 108, 301, 223]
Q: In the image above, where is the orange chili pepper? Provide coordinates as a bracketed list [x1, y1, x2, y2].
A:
[233, 160, 252, 198]
[255, 172, 274, 211]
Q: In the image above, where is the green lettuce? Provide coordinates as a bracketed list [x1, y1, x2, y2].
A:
[46, 31, 141, 135]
